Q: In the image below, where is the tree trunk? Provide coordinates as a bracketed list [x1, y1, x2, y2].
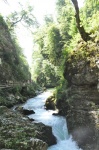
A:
[71, 0, 91, 42]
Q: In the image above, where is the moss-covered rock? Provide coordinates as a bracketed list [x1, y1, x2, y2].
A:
[57, 38, 99, 150]
[0, 84, 37, 108]
[0, 106, 56, 150]
[45, 95, 56, 110]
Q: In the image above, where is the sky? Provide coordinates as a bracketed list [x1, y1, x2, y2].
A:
[0, 0, 84, 66]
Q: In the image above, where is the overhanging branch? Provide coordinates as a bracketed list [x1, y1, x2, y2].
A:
[10, 14, 25, 28]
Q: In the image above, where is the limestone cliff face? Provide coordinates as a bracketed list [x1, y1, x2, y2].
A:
[0, 16, 33, 106]
[0, 16, 18, 83]
[59, 40, 99, 150]
[0, 15, 30, 83]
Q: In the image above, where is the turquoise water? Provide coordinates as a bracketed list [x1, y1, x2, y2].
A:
[23, 91, 82, 150]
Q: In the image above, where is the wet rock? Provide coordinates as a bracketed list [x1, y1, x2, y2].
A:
[15, 106, 35, 115]
[36, 123, 56, 146]
[72, 126, 96, 147]
[28, 118, 35, 121]
[45, 95, 56, 110]
[52, 112, 59, 116]
[22, 108, 35, 115]
[58, 41, 99, 150]
[29, 138, 48, 150]
[0, 107, 55, 149]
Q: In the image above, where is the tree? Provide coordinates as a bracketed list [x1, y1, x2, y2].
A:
[47, 24, 63, 65]
[34, 23, 63, 66]
[83, 0, 99, 18]
[56, 0, 74, 42]
[71, 0, 91, 42]
[44, 14, 54, 25]
[6, 5, 39, 31]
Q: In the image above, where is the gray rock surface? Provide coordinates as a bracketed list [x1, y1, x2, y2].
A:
[58, 41, 99, 150]
[0, 106, 56, 150]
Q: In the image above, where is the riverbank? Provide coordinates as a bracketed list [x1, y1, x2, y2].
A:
[0, 90, 56, 149]
[0, 105, 56, 149]
[0, 83, 39, 107]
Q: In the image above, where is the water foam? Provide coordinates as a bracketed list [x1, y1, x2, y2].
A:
[23, 91, 82, 150]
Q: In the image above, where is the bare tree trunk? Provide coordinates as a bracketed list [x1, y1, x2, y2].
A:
[71, 0, 91, 42]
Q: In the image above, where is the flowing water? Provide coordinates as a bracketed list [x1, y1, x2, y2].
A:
[23, 91, 82, 150]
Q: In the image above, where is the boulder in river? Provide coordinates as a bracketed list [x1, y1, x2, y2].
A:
[15, 106, 35, 115]
[45, 95, 56, 110]
[22, 108, 35, 115]
[36, 122, 56, 146]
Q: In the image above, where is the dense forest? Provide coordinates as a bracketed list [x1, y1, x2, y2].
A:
[31, 0, 99, 91]
[0, 0, 99, 89]
[0, 0, 99, 150]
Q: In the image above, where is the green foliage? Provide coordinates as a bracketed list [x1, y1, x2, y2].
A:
[47, 24, 63, 65]
[0, 96, 7, 105]
[88, 11, 99, 33]
[11, 85, 22, 94]
[9, 36, 30, 81]
[55, 77, 68, 102]
[66, 39, 99, 68]
[80, 0, 99, 32]
[84, 0, 99, 18]
[54, 0, 99, 102]
[32, 57, 60, 87]
[44, 14, 54, 25]
[32, 23, 62, 87]
[56, 0, 75, 42]
[26, 84, 37, 96]
[0, 15, 31, 82]
[6, 5, 39, 30]
[34, 23, 63, 66]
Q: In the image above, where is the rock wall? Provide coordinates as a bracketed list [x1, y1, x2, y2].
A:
[0, 16, 18, 83]
[0, 15, 30, 83]
[58, 40, 99, 150]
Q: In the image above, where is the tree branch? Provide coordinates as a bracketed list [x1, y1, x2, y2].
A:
[10, 14, 25, 28]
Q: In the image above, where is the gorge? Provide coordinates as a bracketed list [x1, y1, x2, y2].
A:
[23, 90, 82, 150]
[0, 0, 99, 149]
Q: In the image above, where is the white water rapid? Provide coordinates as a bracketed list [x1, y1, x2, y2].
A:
[23, 91, 82, 150]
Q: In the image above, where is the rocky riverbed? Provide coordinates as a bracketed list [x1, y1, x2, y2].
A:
[0, 86, 56, 150]
[0, 105, 56, 150]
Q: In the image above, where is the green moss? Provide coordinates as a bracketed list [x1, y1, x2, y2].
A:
[0, 122, 37, 149]
[65, 37, 99, 69]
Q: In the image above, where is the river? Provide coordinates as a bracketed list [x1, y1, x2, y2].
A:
[23, 90, 82, 150]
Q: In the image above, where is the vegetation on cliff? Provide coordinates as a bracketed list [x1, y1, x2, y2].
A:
[0, 14, 31, 83]
[0, 0, 99, 149]
[31, 0, 99, 90]
[0, 14, 40, 108]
